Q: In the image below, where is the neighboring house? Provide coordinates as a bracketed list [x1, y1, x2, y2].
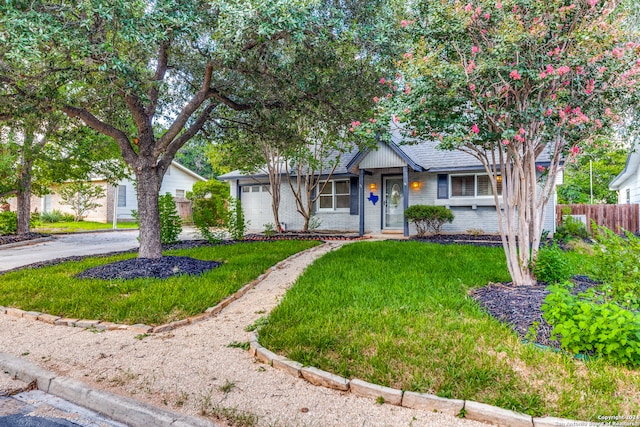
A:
[218, 135, 561, 236]
[8, 161, 206, 222]
[609, 141, 639, 204]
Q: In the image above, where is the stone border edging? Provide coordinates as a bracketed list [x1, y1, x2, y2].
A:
[249, 331, 581, 427]
[0, 352, 218, 427]
[0, 243, 327, 335]
[0, 236, 54, 250]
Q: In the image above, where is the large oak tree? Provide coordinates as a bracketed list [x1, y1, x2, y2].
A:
[2, 0, 400, 257]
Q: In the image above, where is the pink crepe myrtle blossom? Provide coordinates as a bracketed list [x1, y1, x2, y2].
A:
[471, 124, 480, 134]
[373, 96, 379, 103]
[589, 0, 598, 7]
[496, 1, 502, 9]
[465, 3, 473, 12]
[519, 127, 526, 135]
[349, 127, 355, 132]
[369, 118, 377, 123]
[556, 65, 571, 76]
[501, 139, 509, 145]
[537, 165, 546, 172]
[404, 85, 411, 94]
[469, 83, 476, 91]
[466, 60, 476, 73]
[386, 93, 392, 99]
[404, 108, 410, 113]
[403, 52, 413, 59]
[546, 64, 554, 74]
[379, 78, 386, 84]
[514, 134, 525, 143]
[484, 12, 490, 19]
[570, 145, 580, 156]
[351, 121, 361, 127]
[510, 70, 522, 80]
[595, 119, 602, 128]
[585, 79, 595, 94]
[472, 45, 480, 55]
[539, 71, 547, 79]
[576, 66, 585, 75]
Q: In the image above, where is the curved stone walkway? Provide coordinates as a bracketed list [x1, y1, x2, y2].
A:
[0, 242, 488, 427]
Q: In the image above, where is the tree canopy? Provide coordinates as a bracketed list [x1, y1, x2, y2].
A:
[0, 0, 402, 256]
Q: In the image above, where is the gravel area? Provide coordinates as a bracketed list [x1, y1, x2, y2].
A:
[0, 242, 486, 427]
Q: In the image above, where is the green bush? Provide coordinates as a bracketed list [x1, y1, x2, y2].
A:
[532, 244, 571, 284]
[404, 205, 454, 237]
[555, 215, 590, 241]
[542, 283, 640, 367]
[0, 211, 17, 235]
[158, 193, 182, 244]
[40, 209, 75, 223]
[590, 225, 640, 310]
[187, 180, 229, 243]
[226, 198, 246, 241]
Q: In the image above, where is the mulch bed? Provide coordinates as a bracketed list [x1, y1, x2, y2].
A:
[470, 276, 599, 349]
[76, 256, 223, 280]
[0, 232, 50, 246]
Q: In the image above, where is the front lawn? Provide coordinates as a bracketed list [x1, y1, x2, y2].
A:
[33, 221, 138, 233]
[259, 240, 640, 420]
[0, 240, 318, 325]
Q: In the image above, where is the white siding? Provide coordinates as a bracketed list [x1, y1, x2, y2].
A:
[359, 144, 407, 169]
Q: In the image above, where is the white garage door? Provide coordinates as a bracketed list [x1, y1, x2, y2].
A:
[240, 185, 274, 229]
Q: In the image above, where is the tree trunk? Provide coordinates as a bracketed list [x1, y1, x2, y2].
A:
[135, 167, 163, 259]
[16, 180, 31, 235]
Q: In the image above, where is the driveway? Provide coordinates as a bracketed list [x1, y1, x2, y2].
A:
[0, 228, 200, 272]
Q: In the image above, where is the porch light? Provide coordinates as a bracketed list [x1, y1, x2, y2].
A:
[410, 181, 421, 190]
[369, 183, 377, 190]
[496, 175, 503, 183]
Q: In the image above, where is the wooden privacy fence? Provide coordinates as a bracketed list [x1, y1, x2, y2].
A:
[556, 204, 639, 234]
[176, 200, 193, 221]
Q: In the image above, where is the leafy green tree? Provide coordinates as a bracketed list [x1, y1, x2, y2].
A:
[366, 0, 640, 285]
[1, 0, 401, 257]
[558, 140, 627, 204]
[58, 181, 106, 222]
[187, 180, 229, 242]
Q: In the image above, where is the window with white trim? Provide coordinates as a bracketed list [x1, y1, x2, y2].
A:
[318, 180, 350, 211]
[117, 185, 127, 207]
[175, 189, 185, 198]
[451, 174, 502, 197]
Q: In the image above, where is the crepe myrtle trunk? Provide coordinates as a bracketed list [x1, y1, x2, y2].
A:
[135, 167, 163, 259]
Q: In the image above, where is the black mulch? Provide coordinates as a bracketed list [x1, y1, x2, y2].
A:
[0, 232, 50, 246]
[414, 233, 504, 246]
[470, 276, 599, 349]
[75, 256, 222, 280]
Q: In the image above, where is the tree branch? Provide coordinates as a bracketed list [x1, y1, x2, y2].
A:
[145, 40, 170, 117]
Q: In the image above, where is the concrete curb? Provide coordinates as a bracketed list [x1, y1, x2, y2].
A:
[0, 236, 54, 250]
[250, 331, 589, 427]
[0, 243, 328, 336]
[0, 352, 218, 427]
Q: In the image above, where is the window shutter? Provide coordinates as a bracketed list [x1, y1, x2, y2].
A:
[437, 174, 448, 199]
[311, 187, 317, 215]
[350, 177, 359, 215]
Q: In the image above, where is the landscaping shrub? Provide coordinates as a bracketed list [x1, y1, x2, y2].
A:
[187, 180, 229, 243]
[226, 198, 246, 240]
[590, 225, 640, 310]
[404, 205, 454, 236]
[0, 211, 17, 235]
[40, 209, 75, 223]
[532, 243, 571, 284]
[159, 193, 182, 244]
[543, 283, 640, 367]
[555, 215, 590, 241]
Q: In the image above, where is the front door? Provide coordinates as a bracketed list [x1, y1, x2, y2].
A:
[384, 177, 404, 229]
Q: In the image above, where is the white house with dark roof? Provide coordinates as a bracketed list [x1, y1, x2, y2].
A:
[609, 141, 640, 204]
[219, 135, 561, 236]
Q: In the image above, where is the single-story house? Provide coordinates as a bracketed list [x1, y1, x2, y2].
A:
[609, 141, 640, 204]
[8, 161, 206, 222]
[218, 135, 561, 236]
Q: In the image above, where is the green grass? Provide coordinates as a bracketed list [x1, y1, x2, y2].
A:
[0, 240, 318, 325]
[259, 240, 640, 421]
[34, 221, 139, 233]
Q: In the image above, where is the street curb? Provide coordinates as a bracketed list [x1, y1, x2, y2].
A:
[0, 236, 54, 250]
[0, 352, 218, 427]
